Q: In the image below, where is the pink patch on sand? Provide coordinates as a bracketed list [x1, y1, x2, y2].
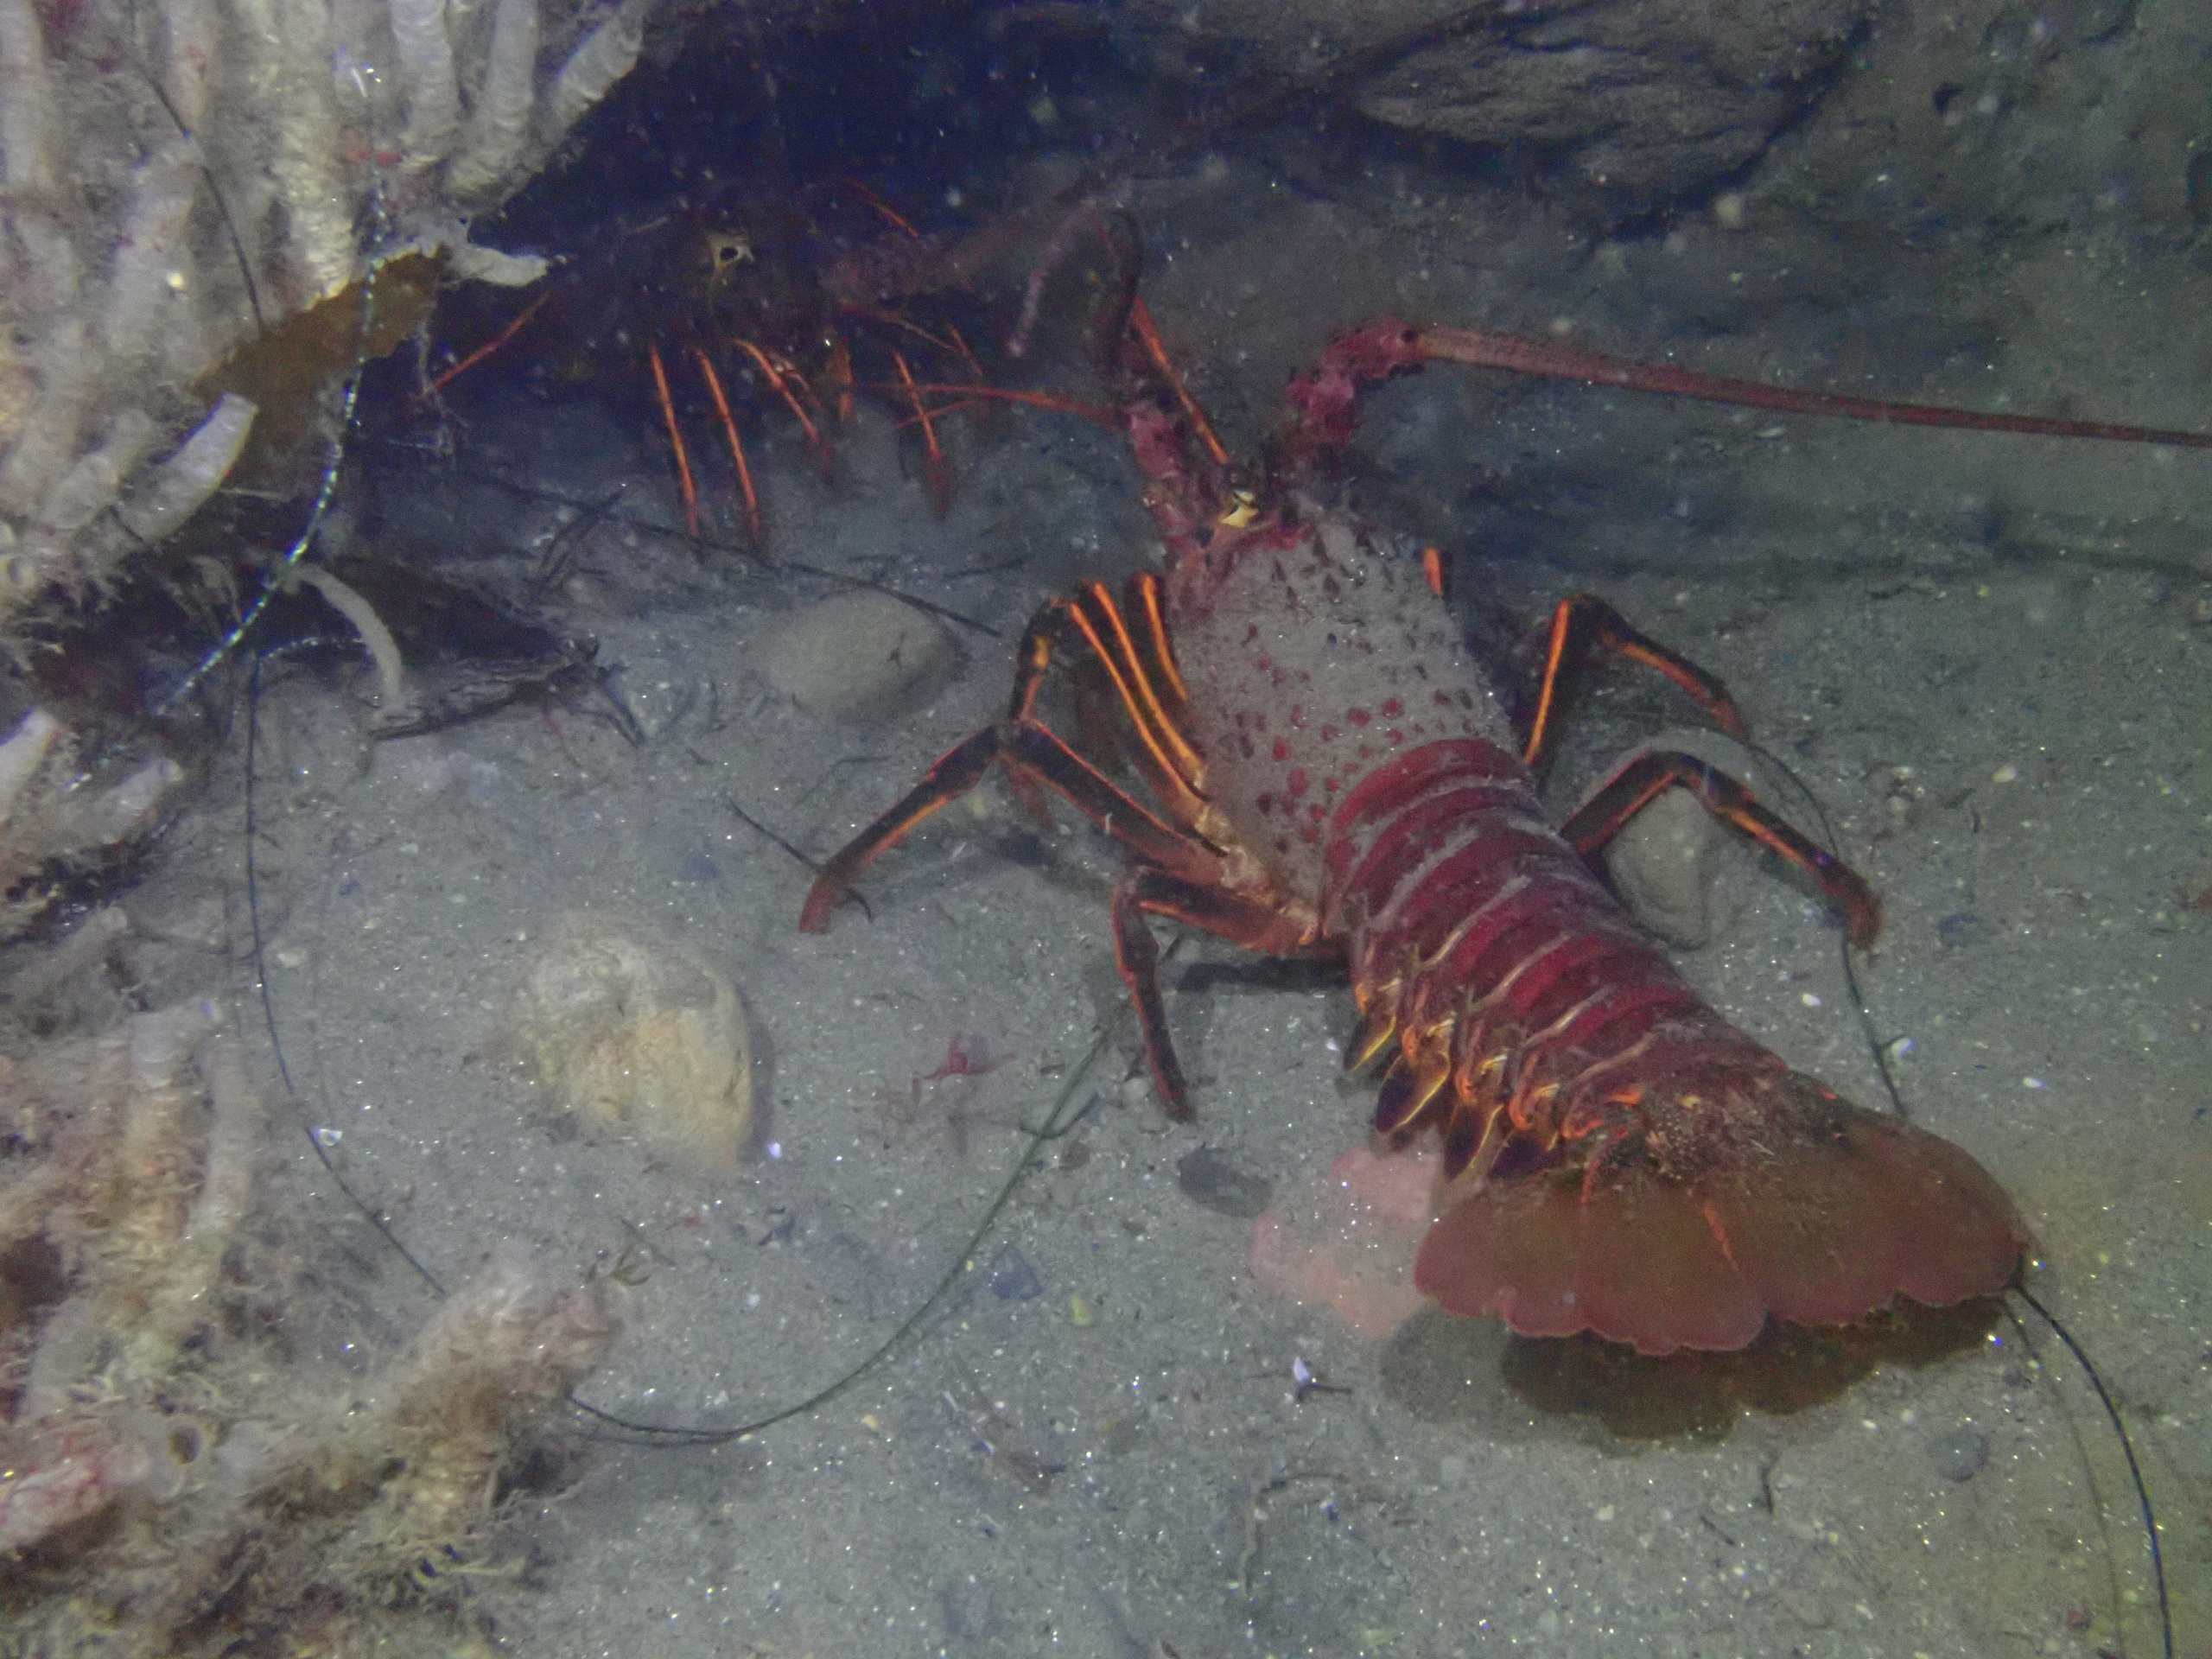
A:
[1246, 1143, 1442, 1340]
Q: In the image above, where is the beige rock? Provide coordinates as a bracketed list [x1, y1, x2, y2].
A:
[509, 912, 753, 1166]
[758, 589, 962, 722]
[1605, 783, 1725, 949]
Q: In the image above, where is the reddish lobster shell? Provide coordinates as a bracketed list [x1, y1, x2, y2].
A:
[1162, 504, 2027, 1353]
[798, 311, 2087, 1357]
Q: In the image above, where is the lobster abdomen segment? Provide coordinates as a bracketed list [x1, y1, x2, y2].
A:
[1414, 1078, 2030, 1353]
[1324, 739, 2027, 1355]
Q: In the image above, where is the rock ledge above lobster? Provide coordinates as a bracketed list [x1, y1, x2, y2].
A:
[801, 299, 2209, 1357]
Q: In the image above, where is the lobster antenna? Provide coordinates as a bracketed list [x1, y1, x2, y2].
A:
[564, 991, 1132, 1445]
[223, 118, 451, 1300]
[1738, 740, 2168, 1656]
[2012, 1287, 2173, 1659]
[152, 54, 394, 719]
[126, 46, 266, 334]
[244, 645, 449, 1298]
[1736, 735, 1913, 1120]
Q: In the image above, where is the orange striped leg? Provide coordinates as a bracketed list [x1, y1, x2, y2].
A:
[1560, 749, 1881, 947]
[799, 712, 1220, 935]
[1523, 594, 1750, 773]
[692, 349, 763, 548]
[647, 343, 699, 537]
[731, 336, 834, 480]
[893, 350, 951, 516]
[1111, 868, 1325, 1117]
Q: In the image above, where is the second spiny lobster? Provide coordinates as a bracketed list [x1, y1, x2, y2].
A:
[798, 300, 2209, 1357]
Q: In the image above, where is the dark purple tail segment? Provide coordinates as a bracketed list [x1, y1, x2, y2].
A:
[1322, 741, 2028, 1355]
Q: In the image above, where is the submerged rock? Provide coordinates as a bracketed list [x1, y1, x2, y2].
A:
[1605, 782, 1726, 949]
[1177, 1145, 1274, 1220]
[509, 912, 753, 1166]
[758, 590, 962, 722]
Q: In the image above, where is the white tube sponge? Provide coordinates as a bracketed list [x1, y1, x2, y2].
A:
[182, 1021, 259, 1243]
[0, 320, 89, 521]
[0, 0, 54, 198]
[37, 411, 154, 536]
[0, 0, 71, 315]
[292, 563, 408, 711]
[0, 706, 60, 824]
[448, 238, 548, 286]
[162, 0, 215, 130]
[264, 0, 358, 298]
[101, 143, 208, 384]
[538, 0, 643, 152]
[115, 393, 257, 543]
[448, 0, 539, 203]
[391, 0, 460, 173]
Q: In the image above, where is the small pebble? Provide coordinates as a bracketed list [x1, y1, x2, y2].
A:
[1930, 1426, 1990, 1483]
[1936, 911, 1990, 948]
[988, 1243, 1043, 1301]
[1176, 1146, 1274, 1219]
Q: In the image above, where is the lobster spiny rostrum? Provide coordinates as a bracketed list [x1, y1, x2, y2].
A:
[799, 298, 2209, 1358]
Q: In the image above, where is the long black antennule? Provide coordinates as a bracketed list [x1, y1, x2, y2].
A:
[1738, 737, 2169, 1656]
[2013, 1285, 2172, 1659]
[245, 650, 448, 1297]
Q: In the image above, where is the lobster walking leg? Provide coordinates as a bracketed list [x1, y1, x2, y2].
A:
[1560, 751, 1882, 948]
[803, 582, 1325, 1113]
[646, 343, 701, 537]
[1515, 594, 1878, 944]
[1523, 594, 1749, 772]
[800, 588, 1217, 935]
[1112, 867, 1329, 1116]
[797, 727, 1003, 931]
[797, 716, 1210, 935]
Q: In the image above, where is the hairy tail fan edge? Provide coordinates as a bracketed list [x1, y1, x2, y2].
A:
[1414, 1078, 2028, 1356]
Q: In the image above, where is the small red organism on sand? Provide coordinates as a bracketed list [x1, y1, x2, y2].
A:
[875, 1031, 1014, 1157]
[921, 1032, 1011, 1085]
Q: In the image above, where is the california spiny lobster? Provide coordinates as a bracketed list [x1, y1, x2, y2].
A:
[798, 296, 2207, 1358]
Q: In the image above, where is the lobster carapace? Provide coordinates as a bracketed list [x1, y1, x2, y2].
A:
[801, 306, 2039, 1357]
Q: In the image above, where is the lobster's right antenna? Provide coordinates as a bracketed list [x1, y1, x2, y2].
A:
[2013, 1286, 2171, 1659]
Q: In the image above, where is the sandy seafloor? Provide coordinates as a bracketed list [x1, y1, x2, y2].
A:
[129, 58, 2210, 1659]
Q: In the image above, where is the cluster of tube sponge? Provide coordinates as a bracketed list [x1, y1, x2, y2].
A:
[0, 0, 653, 628]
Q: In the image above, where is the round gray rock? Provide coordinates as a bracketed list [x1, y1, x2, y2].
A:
[1605, 782, 1726, 949]
[758, 591, 963, 722]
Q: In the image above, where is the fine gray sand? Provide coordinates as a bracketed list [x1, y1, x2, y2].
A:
[123, 61, 2209, 1659]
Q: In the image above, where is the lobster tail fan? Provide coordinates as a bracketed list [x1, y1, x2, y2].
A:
[1413, 1074, 2028, 1356]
